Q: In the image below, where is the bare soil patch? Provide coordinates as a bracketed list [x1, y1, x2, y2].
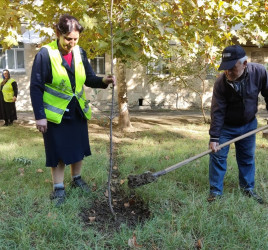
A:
[80, 191, 150, 232]
[79, 142, 151, 232]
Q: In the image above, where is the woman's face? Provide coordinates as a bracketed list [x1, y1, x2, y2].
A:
[3, 71, 9, 79]
[57, 30, 80, 55]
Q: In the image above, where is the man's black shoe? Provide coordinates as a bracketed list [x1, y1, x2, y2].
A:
[50, 187, 66, 207]
[71, 176, 90, 193]
[207, 193, 221, 203]
[242, 189, 264, 204]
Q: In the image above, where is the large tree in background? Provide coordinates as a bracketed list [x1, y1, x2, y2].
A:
[1, 0, 268, 127]
[0, 0, 31, 49]
[2, 0, 174, 129]
[161, 0, 268, 122]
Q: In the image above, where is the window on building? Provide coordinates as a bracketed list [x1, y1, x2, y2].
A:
[0, 44, 25, 72]
[146, 58, 170, 75]
[90, 54, 105, 74]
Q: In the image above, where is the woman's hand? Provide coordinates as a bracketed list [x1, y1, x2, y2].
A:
[102, 75, 116, 86]
[36, 119, 48, 133]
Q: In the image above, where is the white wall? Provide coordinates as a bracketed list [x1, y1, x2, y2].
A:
[15, 45, 268, 113]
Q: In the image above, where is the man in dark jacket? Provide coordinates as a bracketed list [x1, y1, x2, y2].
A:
[208, 45, 268, 204]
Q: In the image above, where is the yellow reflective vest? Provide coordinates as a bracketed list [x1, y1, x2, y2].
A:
[2, 78, 16, 102]
[43, 40, 91, 124]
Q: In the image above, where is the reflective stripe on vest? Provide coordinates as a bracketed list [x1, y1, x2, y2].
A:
[44, 86, 73, 101]
[43, 102, 65, 115]
[43, 40, 91, 124]
[2, 78, 15, 102]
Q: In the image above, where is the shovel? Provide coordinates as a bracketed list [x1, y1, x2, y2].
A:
[128, 124, 268, 188]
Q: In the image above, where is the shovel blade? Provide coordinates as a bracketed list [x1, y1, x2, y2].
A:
[128, 171, 157, 188]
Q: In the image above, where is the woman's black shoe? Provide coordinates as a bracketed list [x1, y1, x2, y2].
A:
[71, 176, 90, 193]
[50, 187, 66, 207]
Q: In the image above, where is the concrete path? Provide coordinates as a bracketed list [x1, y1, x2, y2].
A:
[14, 108, 268, 125]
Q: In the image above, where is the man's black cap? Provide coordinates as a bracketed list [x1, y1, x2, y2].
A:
[218, 45, 246, 71]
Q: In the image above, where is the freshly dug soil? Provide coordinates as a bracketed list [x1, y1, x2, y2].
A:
[80, 162, 151, 233]
[80, 189, 151, 232]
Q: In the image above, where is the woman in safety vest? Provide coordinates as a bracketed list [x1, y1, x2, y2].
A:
[0, 69, 18, 126]
[30, 14, 115, 207]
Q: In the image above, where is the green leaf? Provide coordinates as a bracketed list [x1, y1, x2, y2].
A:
[81, 14, 98, 30]
[97, 41, 109, 50]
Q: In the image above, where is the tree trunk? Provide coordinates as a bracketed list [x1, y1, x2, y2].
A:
[200, 95, 208, 124]
[116, 59, 132, 129]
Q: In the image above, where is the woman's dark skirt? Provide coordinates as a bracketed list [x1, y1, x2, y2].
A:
[3, 102, 17, 121]
[43, 112, 91, 167]
[0, 92, 17, 122]
[0, 92, 4, 120]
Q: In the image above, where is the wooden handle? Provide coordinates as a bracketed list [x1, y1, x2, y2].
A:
[153, 124, 268, 177]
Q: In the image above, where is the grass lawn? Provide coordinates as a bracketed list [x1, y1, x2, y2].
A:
[0, 114, 267, 249]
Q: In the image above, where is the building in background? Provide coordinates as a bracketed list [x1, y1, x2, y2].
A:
[1, 34, 268, 113]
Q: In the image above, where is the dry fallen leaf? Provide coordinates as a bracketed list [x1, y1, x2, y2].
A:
[113, 165, 118, 170]
[164, 155, 170, 160]
[37, 169, 44, 173]
[47, 212, 57, 219]
[91, 183, 97, 191]
[128, 232, 142, 248]
[120, 179, 125, 185]
[124, 202, 130, 208]
[129, 199, 136, 206]
[18, 168, 24, 176]
[88, 216, 96, 222]
[104, 190, 109, 197]
[195, 238, 203, 249]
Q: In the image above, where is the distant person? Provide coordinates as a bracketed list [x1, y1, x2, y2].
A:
[30, 14, 115, 206]
[208, 45, 268, 204]
[0, 69, 18, 126]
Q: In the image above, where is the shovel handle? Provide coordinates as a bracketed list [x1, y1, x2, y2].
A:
[153, 124, 268, 178]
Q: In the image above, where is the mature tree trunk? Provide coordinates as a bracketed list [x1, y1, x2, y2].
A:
[116, 59, 132, 129]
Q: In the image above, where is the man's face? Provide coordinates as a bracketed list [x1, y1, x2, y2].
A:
[57, 30, 80, 55]
[224, 60, 247, 81]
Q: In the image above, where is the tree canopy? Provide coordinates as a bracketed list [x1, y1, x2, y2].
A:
[1, 0, 268, 126]
[1, 0, 267, 65]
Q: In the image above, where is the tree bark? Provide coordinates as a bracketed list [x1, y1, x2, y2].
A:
[116, 59, 132, 129]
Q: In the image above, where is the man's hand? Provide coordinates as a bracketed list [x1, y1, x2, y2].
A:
[102, 75, 116, 86]
[36, 119, 47, 133]
[13, 96, 17, 102]
[209, 141, 220, 153]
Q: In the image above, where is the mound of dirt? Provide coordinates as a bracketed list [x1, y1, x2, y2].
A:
[79, 154, 151, 232]
[80, 190, 150, 232]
